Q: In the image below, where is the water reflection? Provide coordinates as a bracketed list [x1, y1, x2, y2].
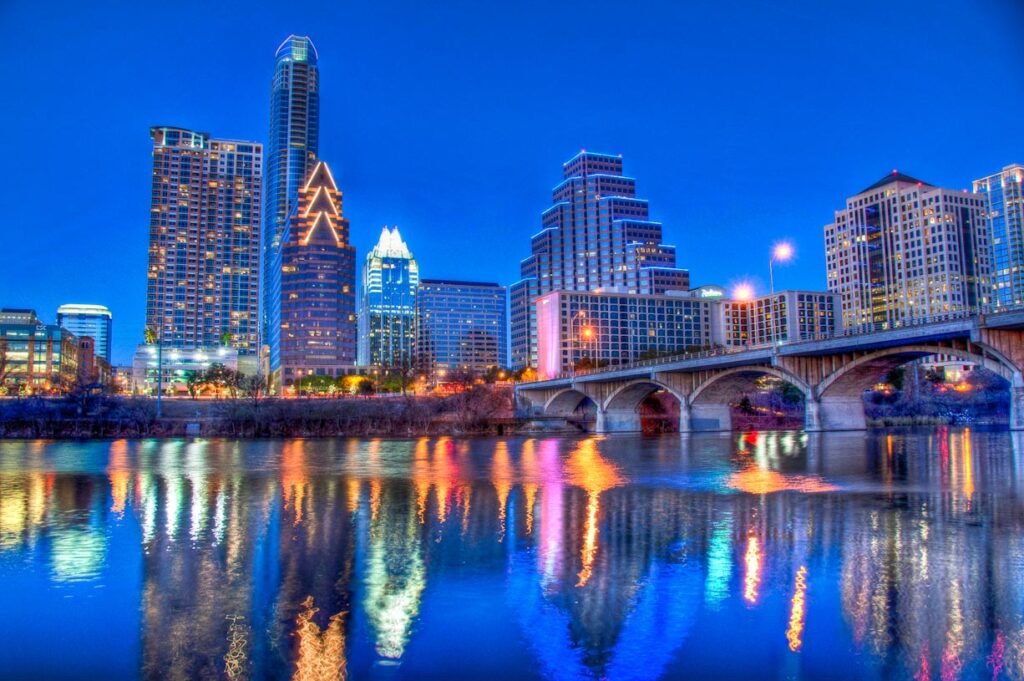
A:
[0, 429, 1023, 679]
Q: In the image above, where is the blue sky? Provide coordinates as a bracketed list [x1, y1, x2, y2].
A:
[1, 0, 1021, 363]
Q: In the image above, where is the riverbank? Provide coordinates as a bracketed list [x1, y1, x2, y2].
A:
[0, 387, 514, 438]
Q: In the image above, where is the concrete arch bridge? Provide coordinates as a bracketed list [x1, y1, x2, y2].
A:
[516, 314, 1024, 433]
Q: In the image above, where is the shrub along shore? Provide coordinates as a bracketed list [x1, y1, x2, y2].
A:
[0, 387, 513, 439]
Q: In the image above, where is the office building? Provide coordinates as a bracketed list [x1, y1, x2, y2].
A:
[973, 164, 1024, 308]
[417, 280, 507, 376]
[269, 161, 357, 390]
[0, 309, 78, 393]
[263, 35, 320, 342]
[510, 151, 689, 369]
[824, 171, 991, 332]
[146, 126, 262, 354]
[56, 304, 112, 363]
[358, 226, 419, 368]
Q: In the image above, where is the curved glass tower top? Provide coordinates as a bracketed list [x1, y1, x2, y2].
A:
[275, 35, 318, 65]
[263, 35, 320, 346]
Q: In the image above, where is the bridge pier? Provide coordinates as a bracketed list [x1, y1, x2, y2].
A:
[805, 398, 822, 432]
[689, 403, 732, 431]
[595, 406, 642, 433]
[1012, 387, 1024, 431]
[816, 396, 867, 431]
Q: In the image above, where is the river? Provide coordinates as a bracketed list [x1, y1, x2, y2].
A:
[1, 429, 1023, 680]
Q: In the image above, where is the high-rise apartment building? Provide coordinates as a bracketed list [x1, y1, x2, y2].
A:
[824, 171, 991, 332]
[146, 127, 262, 354]
[973, 164, 1024, 308]
[56, 304, 112, 363]
[269, 161, 356, 390]
[417, 280, 508, 376]
[358, 226, 419, 368]
[263, 35, 320, 345]
[509, 151, 689, 369]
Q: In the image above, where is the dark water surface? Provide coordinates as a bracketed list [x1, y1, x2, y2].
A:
[1, 430, 1023, 680]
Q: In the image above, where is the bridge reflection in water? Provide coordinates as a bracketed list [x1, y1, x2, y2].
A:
[0, 431, 1023, 680]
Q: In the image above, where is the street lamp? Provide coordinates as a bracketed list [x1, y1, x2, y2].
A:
[768, 242, 794, 345]
[570, 310, 589, 377]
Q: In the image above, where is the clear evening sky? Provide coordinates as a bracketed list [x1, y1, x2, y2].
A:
[1, 0, 1022, 364]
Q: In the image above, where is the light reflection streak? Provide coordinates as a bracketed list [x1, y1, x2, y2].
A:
[744, 530, 762, 605]
[492, 442, 513, 542]
[786, 566, 808, 651]
[292, 596, 346, 681]
[565, 439, 624, 588]
[107, 440, 130, 518]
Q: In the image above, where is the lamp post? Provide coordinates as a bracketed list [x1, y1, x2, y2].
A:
[768, 242, 794, 346]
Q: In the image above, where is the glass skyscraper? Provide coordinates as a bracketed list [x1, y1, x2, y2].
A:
[358, 226, 419, 368]
[973, 164, 1024, 308]
[56, 304, 112, 362]
[509, 152, 690, 369]
[269, 161, 357, 390]
[263, 35, 320, 347]
[416, 280, 508, 376]
[146, 127, 262, 354]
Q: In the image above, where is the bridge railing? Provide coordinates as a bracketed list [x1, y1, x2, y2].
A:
[527, 307, 1013, 384]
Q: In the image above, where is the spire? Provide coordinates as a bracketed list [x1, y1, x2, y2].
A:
[369, 225, 413, 260]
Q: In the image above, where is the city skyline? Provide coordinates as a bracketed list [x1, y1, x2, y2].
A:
[2, 1, 1023, 364]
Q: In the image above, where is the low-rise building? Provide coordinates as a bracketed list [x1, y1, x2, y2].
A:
[534, 289, 841, 378]
[131, 345, 239, 395]
[0, 309, 78, 394]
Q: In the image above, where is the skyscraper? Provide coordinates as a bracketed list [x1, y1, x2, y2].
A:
[358, 226, 419, 368]
[417, 280, 508, 376]
[146, 126, 262, 354]
[269, 161, 357, 390]
[263, 35, 320, 346]
[509, 151, 689, 369]
[56, 304, 112, 362]
[824, 171, 991, 332]
[973, 164, 1024, 308]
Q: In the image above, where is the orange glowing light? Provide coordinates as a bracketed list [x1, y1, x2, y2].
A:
[773, 242, 794, 262]
[292, 596, 347, 681]
[727, 468, 837, 495]
[733, 284, 754, 301]
[744, 531, 762, 604]
[581, 326, 594, 340]
[566, 439, 625, 587]
[787, 566, 808, 651]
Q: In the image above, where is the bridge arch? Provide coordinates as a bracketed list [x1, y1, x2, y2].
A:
[543, 388, 597, 418]
[817, 344, 1017, 400]
[598, 380, 686, 433]
[689, 366, 811, 405]
[812, 344, 1022, 431]
[686, 366, 811, 432]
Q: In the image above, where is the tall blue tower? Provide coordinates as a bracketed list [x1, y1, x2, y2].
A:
[263, 35, 320, 350]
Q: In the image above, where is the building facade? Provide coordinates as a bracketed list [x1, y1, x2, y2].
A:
[416, 280, 508, 376]
[510, 152, 689, 369]
[269, 161, 357, 390]
[973, 164, 1024, 308]
[263, 35, 320, 344]
[131, 345, 238, 395]
[0, 309, 78, 394]
[358, 226, 419, 368]
[146, 126, 262, 354]
[57, 304, 112, 363]
[720, 290, 840, 347]
[535, 291, 715, 379]
[824, 171, 991, 332]
[75, 336, 112, 387]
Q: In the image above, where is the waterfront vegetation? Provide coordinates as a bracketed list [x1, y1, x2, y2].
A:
[0, 386, 512, 438]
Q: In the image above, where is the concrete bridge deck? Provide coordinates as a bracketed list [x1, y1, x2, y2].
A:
[516, 313, 1024, 433]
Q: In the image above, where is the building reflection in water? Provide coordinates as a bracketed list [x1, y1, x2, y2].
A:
[0, 428, 1023, 680]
